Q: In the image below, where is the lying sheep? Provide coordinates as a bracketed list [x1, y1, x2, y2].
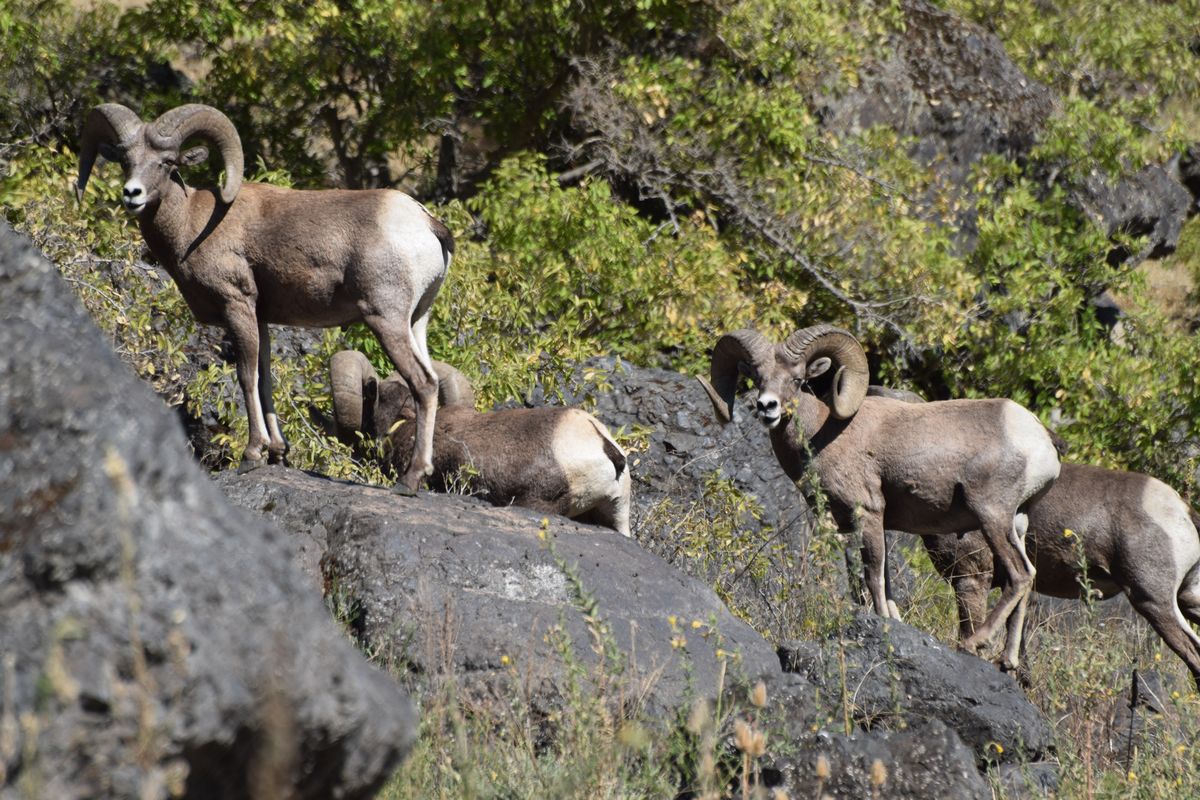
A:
[76, 103, 452, 493]
[699, 325, 1061, 671]
[918, 463, 1200, 689]
[329, 351, 632, 536]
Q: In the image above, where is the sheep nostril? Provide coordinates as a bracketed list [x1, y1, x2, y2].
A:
[757, 398, 778, 414]
[124, 186, 142, 199]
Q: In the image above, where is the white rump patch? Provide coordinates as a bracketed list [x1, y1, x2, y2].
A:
[1000, 401, 1060, 500]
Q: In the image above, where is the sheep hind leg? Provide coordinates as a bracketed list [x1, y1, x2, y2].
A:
[1130, 595, 1200, 692]
[257, 321, 288, 464]
[224, 306, 271, 472]
[364, 313, 437, 495]
[961, 511, 1034, 667]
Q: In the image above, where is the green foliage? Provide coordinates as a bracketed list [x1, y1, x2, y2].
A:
[6, 0, 1200, 795]
[346, 153, 754, 406]
[122, 0, 717, 187]
[944, 0, 1200, 140]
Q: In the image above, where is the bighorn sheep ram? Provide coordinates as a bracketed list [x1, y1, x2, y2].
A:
[699, 325, 1061, 670]
[76, 103, 454, 493]
[328, 351, 632, 536]
[918, 463, 1200, 689]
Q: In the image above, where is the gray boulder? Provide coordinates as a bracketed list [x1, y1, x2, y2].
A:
[215, 466, 786, 717]
[0, 221, 415, 799]
[767, 719, 990, 800]
[779, 610, 1055, 767]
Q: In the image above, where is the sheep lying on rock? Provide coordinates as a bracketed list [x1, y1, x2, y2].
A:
[77, 103, 452, 493]
[329, 350, 632, 536]
[919, 463, 1200, 689]
[699, 325, 1061, 671]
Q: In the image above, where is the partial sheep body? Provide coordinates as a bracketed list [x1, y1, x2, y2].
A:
[77, 104, 452, 492]
[700, 325, 1060, 670]
[331, 352, 631, 536]
[920, 463, 1200, 688]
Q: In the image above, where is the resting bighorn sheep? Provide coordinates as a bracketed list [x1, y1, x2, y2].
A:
[918, 463, 1200, 689]
[699, 325, 1061, 670]
[329, 351, 632, 536]
[76, 103, 453, 493]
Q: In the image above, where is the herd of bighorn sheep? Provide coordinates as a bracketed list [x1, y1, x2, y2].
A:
[78, 102, 1200, 689]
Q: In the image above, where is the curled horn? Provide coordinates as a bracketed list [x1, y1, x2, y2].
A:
[431, 361, 476, 408]
[780, 324, 869, 419]
[77, 103, 143, 199]
[698, 329, 775, 424]
[147, 104, 244, 204]
[330, 350, 379, 433]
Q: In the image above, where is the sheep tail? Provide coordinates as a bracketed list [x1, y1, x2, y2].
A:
[590, 418, 626, 479]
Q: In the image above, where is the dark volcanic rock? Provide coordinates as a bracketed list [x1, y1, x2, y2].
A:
[818, 0, 1055, 197]
[779, 610, 1054, 766]
[769, 718, 989, 800]
[1076, 164, 1195, 264]
[820, 1, 1193, 264]
[0, 222, 415, 799]
[215, 466, 787, 717]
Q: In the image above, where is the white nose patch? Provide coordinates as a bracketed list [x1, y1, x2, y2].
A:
[123, 180, 147, 211]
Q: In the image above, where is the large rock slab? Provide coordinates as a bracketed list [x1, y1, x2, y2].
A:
[779, 611, 1055, 766]
[216, 466, 787, 716]
[0, 222, 415, 799]
[768, 718, 990, 800]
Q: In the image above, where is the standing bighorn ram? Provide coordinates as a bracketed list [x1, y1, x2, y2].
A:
[327, 351, 632, 536]
[76, 103, 453, 493]
[699, 324, 1061, 671]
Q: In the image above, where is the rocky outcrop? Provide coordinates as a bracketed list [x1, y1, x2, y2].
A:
[215, 466, 785, 717]
[217, 464, 1053, 794]
[819, 0, 1195, 264]
[0, 222, 415, 799]
[818, 0, 1055, 195]
[779, 611, 1055, 765]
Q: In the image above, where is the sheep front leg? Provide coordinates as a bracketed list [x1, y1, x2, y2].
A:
[224, 305, 271, 472]
[256, 320, 288, 464]
[362, 313, 438, 495]
[859, 510, 898, 619]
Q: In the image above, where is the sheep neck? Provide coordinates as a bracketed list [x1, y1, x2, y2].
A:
[767, 391, 844, 482]
[136, 180, 224, 273]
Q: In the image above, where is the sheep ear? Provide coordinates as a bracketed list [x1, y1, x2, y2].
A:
[180, 146, 209, 166]
[806, 356, 832, 379]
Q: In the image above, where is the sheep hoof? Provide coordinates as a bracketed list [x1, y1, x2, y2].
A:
[390, 482, 419, 497]
[997, 660, 1032, 688]
[236, 457, 266, 475]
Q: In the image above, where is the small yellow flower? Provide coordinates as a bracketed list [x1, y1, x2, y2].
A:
[1128, 771, 1137, 782]
[671, 634, 687, 649]
[667, 614, 678, 629]
[715, 648, 728, 659]
[1155, 652, 1163, 661]
[1063, 528, 1075, 538]
[691, 619, 703, 629]
[500, 654, 510, 666]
